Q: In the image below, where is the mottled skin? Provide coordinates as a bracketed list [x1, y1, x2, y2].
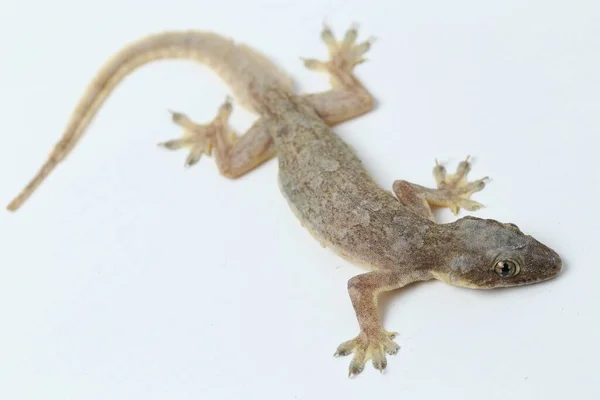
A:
[6, 24, 562, 376]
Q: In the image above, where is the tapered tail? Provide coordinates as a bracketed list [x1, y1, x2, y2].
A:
[6, 30, 293, 211]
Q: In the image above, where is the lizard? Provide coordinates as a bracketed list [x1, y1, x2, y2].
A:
[5, 23, 562, 376]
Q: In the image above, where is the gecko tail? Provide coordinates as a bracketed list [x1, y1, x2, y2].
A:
[6, 30, 294, 212]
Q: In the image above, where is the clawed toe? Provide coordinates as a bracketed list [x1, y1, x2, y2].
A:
[158, 97, 233, 168]
[335, 330, 399, 376]
[302, 23, 374, 83]
[432, 156, 489, 215]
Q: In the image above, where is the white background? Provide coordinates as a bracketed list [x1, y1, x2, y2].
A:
[0, 0, 598, 399]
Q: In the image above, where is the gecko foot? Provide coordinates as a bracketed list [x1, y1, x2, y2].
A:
[334, 329, 399, 376]
[302, 23, 374, 85]
[432, 156, 489, 215]
[158, 97, 235, 168]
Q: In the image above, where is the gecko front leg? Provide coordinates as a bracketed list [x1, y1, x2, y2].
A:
[335, 269, 430, 376]
[393, 156, 489, 219]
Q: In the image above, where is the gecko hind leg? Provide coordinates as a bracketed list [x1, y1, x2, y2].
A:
[300, 23, 376, 127]
[302, 22, 374, 89]
[393, 156, 489, 218]
[158, 98, 230, 168]
[158, 96, 276, 177]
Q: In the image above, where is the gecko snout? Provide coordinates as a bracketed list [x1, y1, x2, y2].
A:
[527, 238, 562, 281]
[550, 249, 562, 274]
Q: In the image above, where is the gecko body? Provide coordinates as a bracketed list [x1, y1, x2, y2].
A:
[6, 25, 562, 376]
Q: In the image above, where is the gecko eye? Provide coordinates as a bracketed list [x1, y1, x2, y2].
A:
[494, 260, 519, 278]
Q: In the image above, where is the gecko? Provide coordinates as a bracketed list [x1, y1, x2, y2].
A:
[5, 24, 562, 376]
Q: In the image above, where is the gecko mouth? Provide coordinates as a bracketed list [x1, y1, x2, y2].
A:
[505, 265, 562, 287]
[509, 275, 556, 286]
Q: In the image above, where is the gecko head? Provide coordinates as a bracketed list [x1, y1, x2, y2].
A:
[435, 216, 562, 289]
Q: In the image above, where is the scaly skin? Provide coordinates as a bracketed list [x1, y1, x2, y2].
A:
[5, 24, 562, 377]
